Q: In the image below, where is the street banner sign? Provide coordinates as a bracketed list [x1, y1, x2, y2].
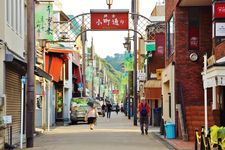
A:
[112, 89, 119, 94]
[91, 9, 129, 30]
[124, 52, 133, 71]
[35, 2, 53, 40]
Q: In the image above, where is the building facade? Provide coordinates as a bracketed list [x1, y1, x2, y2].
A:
[163, 0, 215, 141]
[0, 0, 26, 146]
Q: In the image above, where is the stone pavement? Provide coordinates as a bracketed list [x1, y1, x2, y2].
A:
[16, 112, 174, 150]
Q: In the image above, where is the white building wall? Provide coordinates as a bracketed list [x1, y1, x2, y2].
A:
[63, 53, 73, 122]
[162, 63, 175, 123]
[4, 0, 25, 58]
[0, 0, 25, 103]
[0, 1, 5, 97]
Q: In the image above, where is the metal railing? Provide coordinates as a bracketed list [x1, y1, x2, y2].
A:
[195, 126, 224, 150]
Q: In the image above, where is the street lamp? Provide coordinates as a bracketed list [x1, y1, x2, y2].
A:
[106, 0, 113, 9]
[123, 39, 131, 50]
[123, 35, 132, 120]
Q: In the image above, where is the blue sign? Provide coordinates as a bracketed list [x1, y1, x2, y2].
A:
[21, 76, 27, 84]
[78, 83, 83, 88]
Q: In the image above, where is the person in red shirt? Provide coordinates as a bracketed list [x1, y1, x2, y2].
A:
[138, 97, 150, 135]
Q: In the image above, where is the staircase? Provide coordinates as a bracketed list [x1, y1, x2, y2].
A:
[185, 106, 214, 141]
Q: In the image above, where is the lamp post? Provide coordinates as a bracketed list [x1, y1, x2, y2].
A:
[123, 34, 132, 120]
[106, 0, 113, 9]
[132, 0, 138, 126]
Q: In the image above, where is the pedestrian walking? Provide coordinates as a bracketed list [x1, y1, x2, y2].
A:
[106, 102, 112, 118]
[86, 104, 98, 130]
[101, 103, 106, 117]
[138, 97, 150, 135]
[115, 103, 119, 115]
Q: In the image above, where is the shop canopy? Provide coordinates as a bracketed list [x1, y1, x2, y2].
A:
[144, 80, 161, 100]
[45, 47, 73, 82]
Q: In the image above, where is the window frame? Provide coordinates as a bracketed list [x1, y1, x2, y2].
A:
[166, 15, 175, 57]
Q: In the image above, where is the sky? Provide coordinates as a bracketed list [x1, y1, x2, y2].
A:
[61, 0, 158, 58]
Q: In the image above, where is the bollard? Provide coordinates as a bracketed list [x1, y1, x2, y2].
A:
[200, 127, 205, 150]
[195, 129, 198, 150]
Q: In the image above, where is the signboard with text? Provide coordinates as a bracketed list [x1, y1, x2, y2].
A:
[213, 2, 225, 19]
[91, 9, 129, 30]
[112, 89, 119, 94]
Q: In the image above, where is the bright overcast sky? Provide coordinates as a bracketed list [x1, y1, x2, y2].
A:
[61, 0, 157, 58]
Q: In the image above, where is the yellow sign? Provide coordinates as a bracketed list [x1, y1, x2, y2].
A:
[207, 55, 215, 66]
[156, 69, 163, 80]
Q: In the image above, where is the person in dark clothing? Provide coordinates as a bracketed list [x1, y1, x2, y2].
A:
[115, 103, 119, 115]
[101, 104, 106, 117]
[106, 103, 112, 118]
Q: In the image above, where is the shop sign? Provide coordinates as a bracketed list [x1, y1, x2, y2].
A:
[215, 22, 225, 37]
[213, 2, 225, 19]
[35, 2, 53, 40]
[3, 115, 12, 124]
[91, 10, 129, 30]
[112, 89, 119, 94]
[138, 72, 146, 81]
[145, 42, 156, 52]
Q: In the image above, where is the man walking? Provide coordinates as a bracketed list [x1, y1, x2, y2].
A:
[138, 97, 150, 135]
[106, 102, 112, 118]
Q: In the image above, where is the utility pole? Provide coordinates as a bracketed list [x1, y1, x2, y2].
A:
[127, 32, 131, 120]
[26, 0, 35, 147]
[81, 16, 86, 97]
[91, 38, 95, 98]
[132, 0, 138, 126]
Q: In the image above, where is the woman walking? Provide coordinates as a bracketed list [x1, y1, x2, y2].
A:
[87, 104, 98, 130]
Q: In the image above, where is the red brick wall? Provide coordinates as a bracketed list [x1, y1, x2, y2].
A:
[165, 0, 179, 22]
[174, 7, 212, 106]
[165, 0, 178, 66]
[186, 106, 214, 141]
[165, 0, 213, 142]
[214, 41, 225, 60]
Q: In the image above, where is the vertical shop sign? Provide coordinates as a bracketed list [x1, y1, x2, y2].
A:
[35, 3, 53, 40]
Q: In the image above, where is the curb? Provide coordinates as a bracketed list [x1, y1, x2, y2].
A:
[151, 132, 177, 150]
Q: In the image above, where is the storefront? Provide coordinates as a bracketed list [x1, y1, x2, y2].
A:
[144, 79, 162, 126]
[5, 54, 26, 144]
[202, 60, 225, 126]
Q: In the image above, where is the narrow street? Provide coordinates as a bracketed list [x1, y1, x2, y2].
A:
[20, 113, 171, 150]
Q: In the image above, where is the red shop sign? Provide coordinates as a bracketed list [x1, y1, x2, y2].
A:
[213, 2, 225, 19]
[112, 89, 119, 94]
[91, 10, 129, 30]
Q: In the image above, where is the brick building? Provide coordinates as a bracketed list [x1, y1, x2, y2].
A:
[162, 0, 217, 141]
